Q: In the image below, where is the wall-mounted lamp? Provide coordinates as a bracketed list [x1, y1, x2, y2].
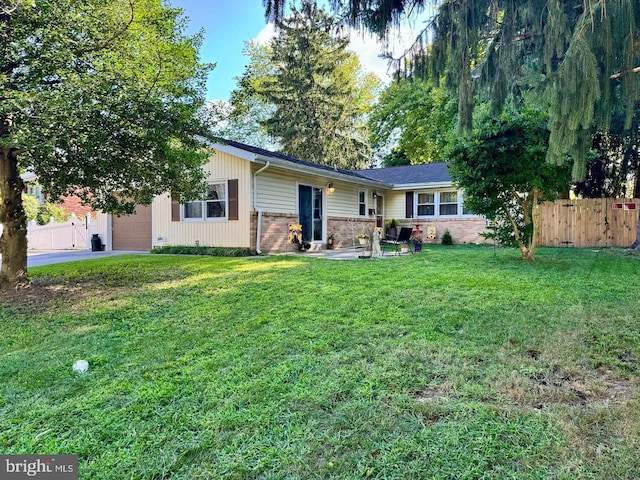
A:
[327, 182, 335, 193]
[372, 191, 378, 198]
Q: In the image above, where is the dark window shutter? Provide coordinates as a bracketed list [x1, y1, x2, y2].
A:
[405, 191, 414, 218]
[228, 179, 238, 221]
[171, 201, 180, 222]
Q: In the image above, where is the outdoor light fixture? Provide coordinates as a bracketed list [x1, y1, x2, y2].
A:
[372, 191, 378, 198]
[327, 182, 335, 193]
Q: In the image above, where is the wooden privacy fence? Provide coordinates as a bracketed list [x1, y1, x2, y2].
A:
[537, 198, 639, 247]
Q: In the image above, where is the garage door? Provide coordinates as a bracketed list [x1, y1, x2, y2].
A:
[111, 205, 152, 251]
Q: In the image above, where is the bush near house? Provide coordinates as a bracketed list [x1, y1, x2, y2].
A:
[151, 245, 257, 257]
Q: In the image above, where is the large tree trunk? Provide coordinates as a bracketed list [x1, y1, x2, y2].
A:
[0, 147, 29, 287]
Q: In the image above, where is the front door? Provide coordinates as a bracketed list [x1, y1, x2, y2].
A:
[298, 185, 323, 242]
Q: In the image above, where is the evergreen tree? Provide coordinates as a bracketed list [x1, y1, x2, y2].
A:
[264, 0, 640, 179]
[261, 1, 376, 169]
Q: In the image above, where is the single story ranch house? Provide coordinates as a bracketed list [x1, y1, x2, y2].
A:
[95, 139, 488, 252]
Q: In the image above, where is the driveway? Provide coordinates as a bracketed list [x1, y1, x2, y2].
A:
[0, 250, 147, 268]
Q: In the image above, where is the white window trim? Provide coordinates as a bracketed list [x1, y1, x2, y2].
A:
[438, 190, 460, 217]
[416, 192, 436, 217]
[414, 190, 480, 219]
[181, 179, 229, 222]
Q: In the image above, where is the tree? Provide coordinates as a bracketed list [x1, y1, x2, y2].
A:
[1, 0, 212, 287]
[203, 41, 278, 150]
[368, 78, 456, 165]
[449, 110, 571, 260]
[260, 1, 379, 169]
[264, 0, 640, 179]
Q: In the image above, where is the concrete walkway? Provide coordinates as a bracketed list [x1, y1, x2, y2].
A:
[284, 246, 406, 260]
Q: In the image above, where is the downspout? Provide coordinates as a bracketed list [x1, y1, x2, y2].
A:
[253, 161, 271, 253]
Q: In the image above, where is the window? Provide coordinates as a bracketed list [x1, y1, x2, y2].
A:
[358, 190, 366, 216]
[183, 182, 227, 220]
[439, 191, 458, 215]
[417, 192, 435, 216]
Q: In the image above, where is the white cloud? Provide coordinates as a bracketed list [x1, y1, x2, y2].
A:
[254, 22, 276, 46]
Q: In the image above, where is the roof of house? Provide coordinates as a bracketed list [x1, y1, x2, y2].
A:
[213, 137, 452, 188]
[217, 138, 368, 179]
[354, 163, 451, 185]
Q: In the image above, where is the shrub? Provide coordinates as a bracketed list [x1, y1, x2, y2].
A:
[150, 245, 257, 257]
[22, 194, 40, 221]
[37, 202, 71, 225]
[441, 229, 453, 245]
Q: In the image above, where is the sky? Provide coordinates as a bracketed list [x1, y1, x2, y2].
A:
[170, 0, 431, 102]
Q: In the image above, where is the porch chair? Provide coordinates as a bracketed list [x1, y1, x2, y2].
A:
[389, 227, 413, 255]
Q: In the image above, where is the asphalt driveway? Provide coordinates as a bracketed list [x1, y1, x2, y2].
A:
[0, 250, 147, 268]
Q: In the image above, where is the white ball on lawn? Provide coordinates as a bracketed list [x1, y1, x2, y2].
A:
[72, 360, 89, 374]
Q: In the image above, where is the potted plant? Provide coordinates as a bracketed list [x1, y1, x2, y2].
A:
[384, 218, 400, 239]
[410, 235, 423, 252]
[356, 233, 369, 246]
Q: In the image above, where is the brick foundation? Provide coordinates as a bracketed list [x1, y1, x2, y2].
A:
[253, 213, 488, 253]
[399, 218, 489, 244]
[327, 217, 376, 249]
[256, 212, 300, 253]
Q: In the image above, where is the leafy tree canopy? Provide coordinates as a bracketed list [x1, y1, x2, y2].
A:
[449, 109, 572, 259]
[368, 78, 456, 165]
[1, 0, 212, 286]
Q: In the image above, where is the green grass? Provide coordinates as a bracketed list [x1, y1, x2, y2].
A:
[1, 246, 639, 479]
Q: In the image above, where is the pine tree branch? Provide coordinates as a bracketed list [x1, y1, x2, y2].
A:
[610, 66, 640, 80]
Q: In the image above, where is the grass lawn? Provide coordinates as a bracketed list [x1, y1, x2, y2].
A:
[1, 246, 639, 479]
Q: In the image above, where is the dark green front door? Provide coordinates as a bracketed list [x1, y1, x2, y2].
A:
[298, 185, 323, 242]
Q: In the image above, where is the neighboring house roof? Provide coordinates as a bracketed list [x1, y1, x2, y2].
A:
[209, 137, 454, 190]
[20, 171, 37, 182]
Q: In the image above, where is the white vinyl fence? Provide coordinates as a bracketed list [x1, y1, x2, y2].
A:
[0, 214, 98, 250]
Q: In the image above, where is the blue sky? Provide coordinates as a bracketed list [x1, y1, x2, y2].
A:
[171, 0, 269, 101]
[171, 1, 432, 102]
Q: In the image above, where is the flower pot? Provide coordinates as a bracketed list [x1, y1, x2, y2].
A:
[358, 238, 368, 246]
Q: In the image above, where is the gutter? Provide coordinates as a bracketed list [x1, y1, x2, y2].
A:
[253, 161, 271, 254]
[255, 154, 391, 190]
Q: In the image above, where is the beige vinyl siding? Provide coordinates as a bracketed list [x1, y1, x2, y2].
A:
[152, 151, 252, 248]
[253, 166, 369, 218]
[253, 166, 297, 213]
[327, 183, 373, 217]
[385, 190, 411, 220]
